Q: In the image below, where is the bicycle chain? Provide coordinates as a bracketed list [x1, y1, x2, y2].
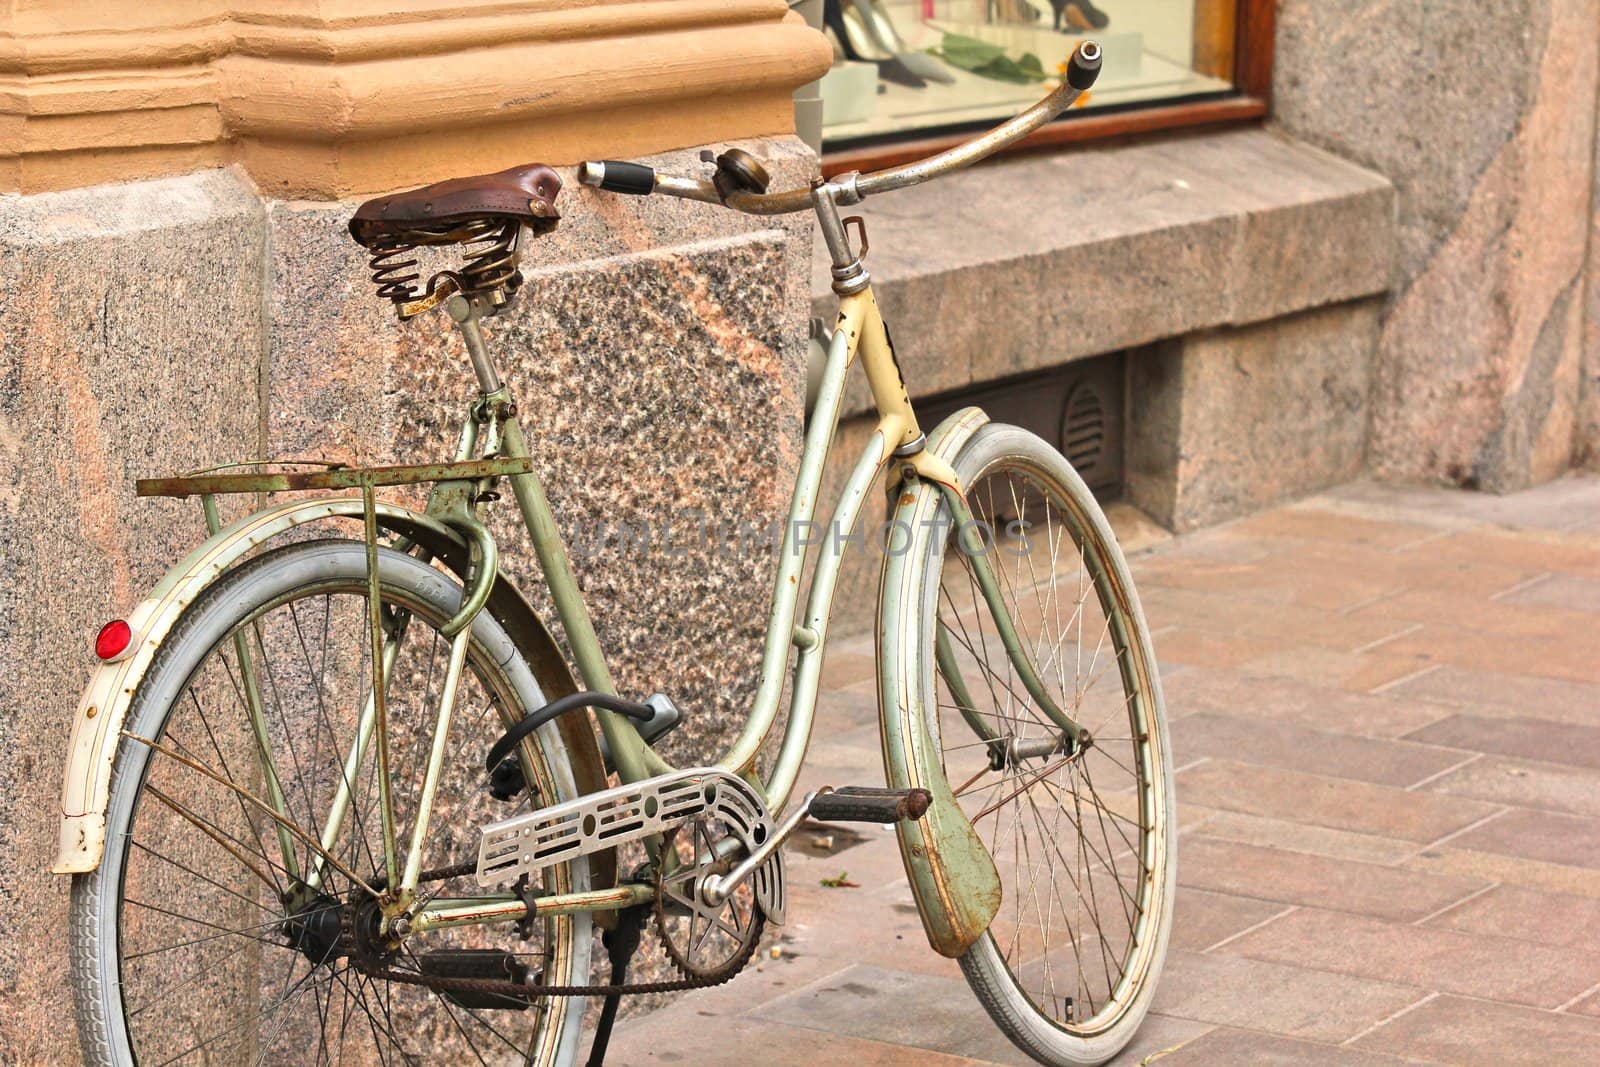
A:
[350, 955, 748, 1000]
[341, 860, 760, 1003]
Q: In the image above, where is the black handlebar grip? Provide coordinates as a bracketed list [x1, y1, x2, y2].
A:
[809, 787, 933, 824]
[1065, 41, 1103, 91]
[589, 160, 656, 196]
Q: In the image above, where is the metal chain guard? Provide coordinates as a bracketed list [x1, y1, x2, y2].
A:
[476, 766, 786, 924]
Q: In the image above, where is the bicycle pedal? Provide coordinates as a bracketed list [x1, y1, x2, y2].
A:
[416, 949, 534, 1011]
[808, 786, 932, 824]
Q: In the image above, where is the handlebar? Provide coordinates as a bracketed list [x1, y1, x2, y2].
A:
[578, 40, 1102, 216]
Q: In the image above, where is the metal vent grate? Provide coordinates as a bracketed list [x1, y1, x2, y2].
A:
[1062, 382, 1107, 478]
[916, 351, 1126, 499]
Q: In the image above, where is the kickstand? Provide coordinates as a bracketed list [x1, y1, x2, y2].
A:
[585, 904, 650, 1067]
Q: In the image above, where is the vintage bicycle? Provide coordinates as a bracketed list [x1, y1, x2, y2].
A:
[51, 41, 1172, 1067]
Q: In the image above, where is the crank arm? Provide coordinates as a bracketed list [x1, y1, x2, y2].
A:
[699, 791, 816, 908]
[701, 786, 931, 907]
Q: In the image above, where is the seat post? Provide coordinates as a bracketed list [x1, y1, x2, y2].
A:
[445, 293, 504, 394]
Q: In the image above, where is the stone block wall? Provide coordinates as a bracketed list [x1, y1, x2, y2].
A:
[1128, 299, 1383, 531]
[0, 138, 811, 1062]
[1274, 0, 1600, 492]
[809, 128, 1398, 632]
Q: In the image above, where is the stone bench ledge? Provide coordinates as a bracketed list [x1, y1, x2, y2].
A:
[810, 127, 1395, 415]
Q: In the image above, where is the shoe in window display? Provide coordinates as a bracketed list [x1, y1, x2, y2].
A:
[1050, 0, 1111, 32]
[858, 0, 958, 84]
[824, 0, 929, 87]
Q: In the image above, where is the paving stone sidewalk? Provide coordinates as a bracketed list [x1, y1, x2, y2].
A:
[609, 475, 1600, 1066]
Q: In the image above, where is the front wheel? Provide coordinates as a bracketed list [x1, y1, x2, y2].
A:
[895, 423, 1175, 1066]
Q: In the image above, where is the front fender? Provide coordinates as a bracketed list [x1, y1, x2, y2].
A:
[878, 405, 1003, 958]
[51, 496, 608, 879]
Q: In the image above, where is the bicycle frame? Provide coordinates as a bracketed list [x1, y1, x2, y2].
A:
[506, 281, 944, 809]
[346, 275, 949, 918]
[334, 279, 945, 925]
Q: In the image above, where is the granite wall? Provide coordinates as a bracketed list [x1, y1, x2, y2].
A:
[1274, 0, 1600, 492]
[0, 171, 269, 1061]
[0, 139, 811, 1062]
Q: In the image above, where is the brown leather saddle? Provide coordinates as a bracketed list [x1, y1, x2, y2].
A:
[348, 162, 563, 247]
[348, 163, 563, 318]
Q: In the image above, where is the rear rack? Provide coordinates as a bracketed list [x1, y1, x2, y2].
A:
[137, 457, 533, 498]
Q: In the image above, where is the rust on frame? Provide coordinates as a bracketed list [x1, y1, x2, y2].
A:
[137, 457, 536, 498]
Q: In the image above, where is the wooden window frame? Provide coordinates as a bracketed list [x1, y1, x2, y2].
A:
[821, 0, 1276, 176]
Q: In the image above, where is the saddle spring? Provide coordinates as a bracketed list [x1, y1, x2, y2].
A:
[366, 216, 524, 319]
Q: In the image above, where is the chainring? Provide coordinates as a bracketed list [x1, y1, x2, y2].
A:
[654, 815, 767, 981]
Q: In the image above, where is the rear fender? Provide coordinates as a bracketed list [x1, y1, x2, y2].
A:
[50, 497, 609, 883]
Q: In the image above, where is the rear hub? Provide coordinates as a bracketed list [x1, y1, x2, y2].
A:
[280, 886, 346, 967]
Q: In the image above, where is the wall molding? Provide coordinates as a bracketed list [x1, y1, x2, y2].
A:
[0, 0, 830, 197]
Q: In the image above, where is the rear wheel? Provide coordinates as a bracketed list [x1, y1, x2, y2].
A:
[899, 424, 1174, 1066]
[70, 540, 593, 1066]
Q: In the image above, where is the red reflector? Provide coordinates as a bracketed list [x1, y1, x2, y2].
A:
[95, 619, 134, 661]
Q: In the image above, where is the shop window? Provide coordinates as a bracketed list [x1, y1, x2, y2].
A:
[817, 0, 1267, 161]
